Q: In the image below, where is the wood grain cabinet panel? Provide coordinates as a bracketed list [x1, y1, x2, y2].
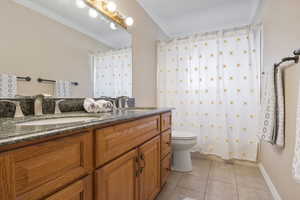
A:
[139, 136, 161, 200]
[95, 115, 160, 167]
[161, 153, 171, 187]
[45, 175, 92, 200]
[95, 149, 139, 200]
[161, 112, 171, 132]
[3, 131, 93, 200]
[161, 130, 171, 159]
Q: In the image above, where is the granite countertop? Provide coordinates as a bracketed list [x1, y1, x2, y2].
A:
[0, 108, 172, 148]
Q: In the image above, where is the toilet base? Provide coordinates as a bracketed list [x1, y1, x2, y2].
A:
[171, 150, 192, 172]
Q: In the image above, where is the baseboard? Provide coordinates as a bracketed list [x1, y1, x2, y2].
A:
[258, 163, 282, 200]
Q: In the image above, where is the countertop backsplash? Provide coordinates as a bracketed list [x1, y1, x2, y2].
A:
[0, 97, 135, 118]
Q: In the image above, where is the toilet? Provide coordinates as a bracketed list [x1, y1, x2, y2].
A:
[171, 130, 197, 172]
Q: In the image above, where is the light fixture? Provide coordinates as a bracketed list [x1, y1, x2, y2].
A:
[110, 22, 117, 30]
[76, 0, 86, 8]
[89, 8, 98, 18]
[84, 0, 135, 29]
[125, 17, 134, 26]
[106, 1, 117, 13]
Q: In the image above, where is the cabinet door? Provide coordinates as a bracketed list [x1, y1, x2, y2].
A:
[161, 130, 171, 159]
[139, 136, 161, 200]
[161, 153, 171, 187]
[95, 149, 139, 200]
[45, 175, 92, 200]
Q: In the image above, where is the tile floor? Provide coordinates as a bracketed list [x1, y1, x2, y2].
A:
[156, 158, 273, 200]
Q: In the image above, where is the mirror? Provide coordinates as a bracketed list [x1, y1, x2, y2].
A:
[0, 0, 132, 98]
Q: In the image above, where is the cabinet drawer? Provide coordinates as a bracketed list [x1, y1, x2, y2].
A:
[45, 175, 92, 200]
[161, 130, 171, 159]
[95, 115, 160, 167]
[10, 132, 93, 200]
[161, 153, 171, 187]
[161, 112, 171, 132]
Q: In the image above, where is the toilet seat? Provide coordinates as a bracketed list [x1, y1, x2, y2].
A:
[172, 130, 197, 140]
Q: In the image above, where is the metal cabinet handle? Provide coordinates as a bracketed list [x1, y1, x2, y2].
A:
[139, 153, 146, 174]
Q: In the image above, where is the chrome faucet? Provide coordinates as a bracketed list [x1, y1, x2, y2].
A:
[0, 100, 24, 118]
[54, 99, 65, 114]
[116, 96, 130, 110]
[34, 94, 45, 116]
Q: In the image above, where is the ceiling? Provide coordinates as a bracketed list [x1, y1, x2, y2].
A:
[137, 0, 262, 37]
[13, 0, 131, 49]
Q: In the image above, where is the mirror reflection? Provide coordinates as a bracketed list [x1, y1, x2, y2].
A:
[0, 0, 132, 98]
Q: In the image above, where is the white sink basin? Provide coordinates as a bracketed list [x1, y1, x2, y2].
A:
[16, 117, 98, 126]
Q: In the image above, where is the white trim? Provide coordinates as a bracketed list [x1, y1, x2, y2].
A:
[258, 163, 282, 200]
[12, 0, 112, 48]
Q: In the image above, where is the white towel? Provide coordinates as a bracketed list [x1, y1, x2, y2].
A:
[83, 98, 114, 113]
[293, 80, 300, 183]
[0, 74, 17, 98]
[83, 98, 100, 113]
[55, 80, 72, 98]
[260, 65, 286, 147]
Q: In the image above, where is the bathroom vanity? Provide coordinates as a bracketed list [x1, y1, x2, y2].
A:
[0, 109, 172, 200]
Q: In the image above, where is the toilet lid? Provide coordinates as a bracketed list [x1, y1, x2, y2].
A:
[172, 130, 197, 140]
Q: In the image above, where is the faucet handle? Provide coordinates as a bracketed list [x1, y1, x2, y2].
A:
[54, 99, 64, 114]
[0, 100, 24, 118]
[124, 98, 129, 108]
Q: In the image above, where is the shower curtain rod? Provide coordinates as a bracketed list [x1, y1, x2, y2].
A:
[262, 48, 300, 75]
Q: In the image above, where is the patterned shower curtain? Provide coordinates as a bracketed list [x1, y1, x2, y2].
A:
[93, 48, 132, 98]
[157, 25, 261, 161]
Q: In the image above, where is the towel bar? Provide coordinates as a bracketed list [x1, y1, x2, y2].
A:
[17, 76, 31, 82]
[37, 78, 79, 86]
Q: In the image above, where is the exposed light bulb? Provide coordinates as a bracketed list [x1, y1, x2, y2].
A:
[125, 17, 134, 26]
[106, 1, 117, 12]
[89, 8, 98, 18]
[110, 22, 117, 30]
[76, 0, 86, 8]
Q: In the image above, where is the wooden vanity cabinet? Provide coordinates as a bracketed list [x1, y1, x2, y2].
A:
[0, 112, 172, 200]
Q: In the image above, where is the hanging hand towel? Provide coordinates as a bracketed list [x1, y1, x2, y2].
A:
[293, 80, 300, 183]
[0, 74, 17, 98]
[260, 65, 286, 147]
[260, 69, 276, 143]
[55, 80, 72, 98]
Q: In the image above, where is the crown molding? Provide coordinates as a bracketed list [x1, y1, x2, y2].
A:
[136, 0, 171, 38]
[13, 0, 112, 48]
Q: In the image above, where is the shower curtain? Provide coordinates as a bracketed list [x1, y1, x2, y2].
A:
[157, 25, 261, 161]
[93, 48, 132, 98]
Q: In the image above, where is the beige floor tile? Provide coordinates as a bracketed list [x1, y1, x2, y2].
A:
[205, 180, 238, 200]
[209, 164, 236, 184]
[175, 186, 206, 200]
[211, 161, 235, 171]
[234, 165, 262, 177]
[238, 186, 273, 200]
[166, 171, 185, 190]
[177, 174, 207, 193]
[236, 174, 268, 191]
[156, 186, 177, 200]
[188, 159, 212, 179]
